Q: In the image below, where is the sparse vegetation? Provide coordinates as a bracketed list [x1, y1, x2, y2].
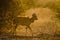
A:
[0, 0, 60, 40]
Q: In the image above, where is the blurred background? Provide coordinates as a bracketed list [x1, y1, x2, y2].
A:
[0, 0, 60, 40]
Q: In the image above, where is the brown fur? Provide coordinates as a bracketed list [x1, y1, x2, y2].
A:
[13, 13, 38, 36]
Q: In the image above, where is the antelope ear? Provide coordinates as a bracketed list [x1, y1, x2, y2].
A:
[32, 13, 36, 16]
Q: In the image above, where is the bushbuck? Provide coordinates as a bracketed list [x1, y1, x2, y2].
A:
[13, 13, 38, 36]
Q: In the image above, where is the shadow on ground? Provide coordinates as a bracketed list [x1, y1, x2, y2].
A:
[0, 33, 60, 40]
